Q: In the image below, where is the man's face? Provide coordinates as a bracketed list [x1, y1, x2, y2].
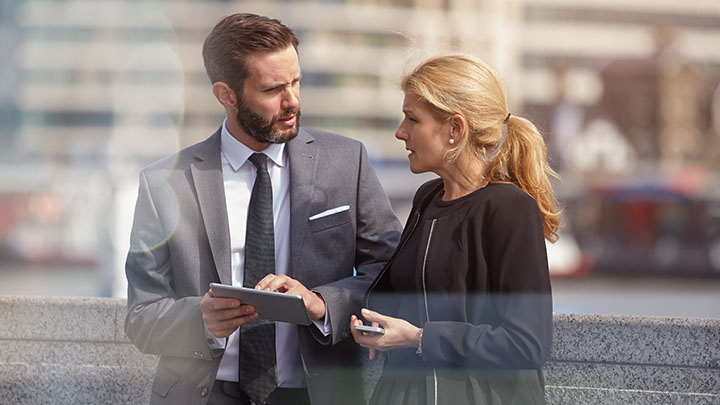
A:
[236, 45, 301, 144]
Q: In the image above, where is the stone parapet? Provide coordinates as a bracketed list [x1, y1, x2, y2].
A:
[0, 296, 718, 404]
[546, 313, 720, 404]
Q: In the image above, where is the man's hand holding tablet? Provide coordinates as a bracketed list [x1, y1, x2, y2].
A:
[209, 282, 312, 325]
[254, 274, 328, 321]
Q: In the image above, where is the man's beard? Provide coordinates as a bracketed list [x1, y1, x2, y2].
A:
[236, 97, 301, 144]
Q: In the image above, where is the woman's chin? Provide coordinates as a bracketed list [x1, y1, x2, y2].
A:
[408, 165, 425, 174]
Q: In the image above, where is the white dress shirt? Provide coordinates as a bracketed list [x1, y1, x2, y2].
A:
[210, 121, 330, 387]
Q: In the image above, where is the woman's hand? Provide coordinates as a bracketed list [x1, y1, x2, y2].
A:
[350, 308, 422, 361]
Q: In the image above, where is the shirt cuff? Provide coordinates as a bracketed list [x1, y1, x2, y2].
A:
[203, 321, 227, 350]
[311, 296, 332, 337]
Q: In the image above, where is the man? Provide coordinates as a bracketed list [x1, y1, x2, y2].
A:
[124, 13, 401, 405]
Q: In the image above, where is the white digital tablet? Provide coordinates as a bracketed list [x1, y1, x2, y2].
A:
[209, 283, 312, 326]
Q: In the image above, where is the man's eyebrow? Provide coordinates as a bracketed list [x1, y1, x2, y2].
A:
[262, 82, 283, 89]
[261, 74, 302, 89]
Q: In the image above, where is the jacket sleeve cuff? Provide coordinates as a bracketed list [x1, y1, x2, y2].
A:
[202, 319, 227, 359]
[311, 302, 332, 337]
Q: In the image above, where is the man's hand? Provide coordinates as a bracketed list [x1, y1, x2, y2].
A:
[255, 274, 327, 321]
[200, 289, 258, 338]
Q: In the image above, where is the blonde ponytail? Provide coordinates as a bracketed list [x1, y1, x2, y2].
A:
[401, 54, 561, 241]
[487, 115, 561, 241]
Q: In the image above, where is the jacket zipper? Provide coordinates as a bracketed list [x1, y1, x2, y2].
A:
[365, 181, 443, 305]
[364, 211, 421, 307]
[421, 219, 438, 405]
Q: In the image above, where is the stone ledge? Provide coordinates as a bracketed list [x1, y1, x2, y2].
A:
[0, 296, 121, 343]
[552, 313, 720, 368]
[0, 296, 718, 404]
[545, 361, 720, 393]
[546, 386, 720, 405]
[0, 363, 155, 405]
[0, 340, 157, 369]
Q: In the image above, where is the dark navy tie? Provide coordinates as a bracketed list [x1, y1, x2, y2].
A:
[239, 153, 277, 403]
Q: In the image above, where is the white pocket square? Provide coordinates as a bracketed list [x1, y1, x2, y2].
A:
[309, 205, 350, 221]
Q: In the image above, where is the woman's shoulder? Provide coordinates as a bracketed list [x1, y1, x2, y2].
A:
[409, 180, 540, 217]
[484, 183, 539, 208]
[482, 183, 543, 232]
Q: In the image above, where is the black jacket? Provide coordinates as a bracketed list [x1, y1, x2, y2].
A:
[366, 178, 552, 404]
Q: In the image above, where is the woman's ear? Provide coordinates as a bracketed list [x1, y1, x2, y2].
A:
[212, 82, 239, 109]
[450, 114, 467, 140]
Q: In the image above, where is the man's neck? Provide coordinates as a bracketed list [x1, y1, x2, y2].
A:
[225, 116, 270, 152]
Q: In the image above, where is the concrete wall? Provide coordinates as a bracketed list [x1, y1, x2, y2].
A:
[0, 297, 155, 404]
[546, 313, 719, 404]
[0, 296, 718, 404]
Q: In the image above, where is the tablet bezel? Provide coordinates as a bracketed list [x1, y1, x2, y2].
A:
[209, 283, 312, 326]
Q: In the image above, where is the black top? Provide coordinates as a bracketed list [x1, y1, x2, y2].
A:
[385, 185, 491, 360]
[367, 179, 552, 404]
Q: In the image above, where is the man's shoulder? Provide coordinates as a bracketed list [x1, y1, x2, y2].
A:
[300, 127, 362, 148]
[141, 131, 220, 174]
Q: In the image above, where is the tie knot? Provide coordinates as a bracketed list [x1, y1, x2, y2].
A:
[248, 153, 268, 171]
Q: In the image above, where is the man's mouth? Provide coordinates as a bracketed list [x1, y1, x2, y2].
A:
[277, 110, 299, 127]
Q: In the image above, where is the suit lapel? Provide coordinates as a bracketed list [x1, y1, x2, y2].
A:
[190, 130, 232, 285]
[287, 129, 318, 279]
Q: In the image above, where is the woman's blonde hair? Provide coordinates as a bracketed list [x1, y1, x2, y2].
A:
[401, 54, 561, 241]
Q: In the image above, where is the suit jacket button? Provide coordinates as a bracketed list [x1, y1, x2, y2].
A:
[201, 387, 209, 397]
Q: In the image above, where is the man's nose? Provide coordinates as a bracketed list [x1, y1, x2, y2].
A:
[282, 88, 299, 110]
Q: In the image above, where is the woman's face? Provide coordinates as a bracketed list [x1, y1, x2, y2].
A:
[395, 93, 450, 174]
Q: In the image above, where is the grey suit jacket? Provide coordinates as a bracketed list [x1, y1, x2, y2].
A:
[125, 127, 401, 404]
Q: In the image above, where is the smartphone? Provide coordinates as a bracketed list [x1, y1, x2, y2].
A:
[353, 324, 386, 335]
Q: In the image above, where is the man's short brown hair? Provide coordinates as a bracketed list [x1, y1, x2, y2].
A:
[202, 13, 299, 94]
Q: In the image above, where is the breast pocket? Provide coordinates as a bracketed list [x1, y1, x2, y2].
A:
[307, 209, 354, 280]
[308, 209, 352, 233]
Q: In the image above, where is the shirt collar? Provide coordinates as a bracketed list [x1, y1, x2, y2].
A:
[220, 119, 287, 171]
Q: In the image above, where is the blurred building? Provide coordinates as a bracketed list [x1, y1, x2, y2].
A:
[517, 0, 720, 277]
[1, 0, 719, 296]
[0, 0, 521, 295]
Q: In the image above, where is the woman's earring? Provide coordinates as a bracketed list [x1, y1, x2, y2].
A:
[449, 138, 455, 145]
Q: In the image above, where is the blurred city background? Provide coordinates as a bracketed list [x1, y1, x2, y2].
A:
[0, 0, 718, 317]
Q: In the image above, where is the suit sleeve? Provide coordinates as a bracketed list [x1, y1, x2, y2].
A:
[124, 170, 218, 361]
[420, 191, 553, 369]
[311, 143, 402, 344]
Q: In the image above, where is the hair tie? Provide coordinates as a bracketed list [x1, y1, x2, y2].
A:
[504, 112, 511, 124]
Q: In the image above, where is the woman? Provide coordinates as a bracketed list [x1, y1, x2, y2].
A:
[350, 54, 560, 404]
